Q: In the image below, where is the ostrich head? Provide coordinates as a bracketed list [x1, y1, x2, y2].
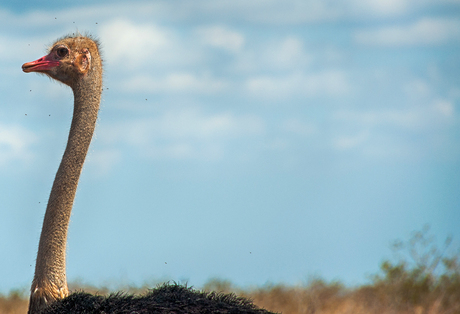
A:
[22, 35, 101, 87]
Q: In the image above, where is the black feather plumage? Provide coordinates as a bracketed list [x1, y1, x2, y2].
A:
[41, 283, 277, 314]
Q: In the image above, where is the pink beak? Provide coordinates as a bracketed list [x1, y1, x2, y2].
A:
[22, 54, 60, 73]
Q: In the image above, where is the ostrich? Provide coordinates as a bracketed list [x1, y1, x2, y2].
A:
[22, 34, 275, 314]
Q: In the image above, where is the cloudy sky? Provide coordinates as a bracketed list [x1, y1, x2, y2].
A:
[0, 0, 459, 293]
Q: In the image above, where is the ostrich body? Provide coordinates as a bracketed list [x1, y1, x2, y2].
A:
[23, 35, 275, 314]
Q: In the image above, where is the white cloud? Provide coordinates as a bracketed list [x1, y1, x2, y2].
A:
[152, 109, 265, 140]
[329, 97, 457, 160]
[348, 0, 410, 16]
[0, 124, 37, 168]
[333, 132, 370, 150]
[272, 37, 311, 68]
[334, 98, 455, 130]
[86, 149, 122, 177]
[404, 79, 432, 99]
[282, 118, 316, 136]
[234, 36, 312, 73]
[185, 0, 433, 25]
[0, 35, 42, 62]
[173, 0, 340, 24]
[0, 0, 453, 39]
[354, 18, 460, 46]
[99, 19, 172, 68]
[122, 72, 228, 94]
[99, 109, 265, 160]
[433, 99, 455, 117]
[196, 26, 245, 52]
[364, 0, 408, 15]
[246, 71, 350, 99]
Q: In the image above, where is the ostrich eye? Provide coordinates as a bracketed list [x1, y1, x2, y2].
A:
[56, 47, 68, 58]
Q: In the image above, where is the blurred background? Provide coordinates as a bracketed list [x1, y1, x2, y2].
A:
[0, 0, 459, 295]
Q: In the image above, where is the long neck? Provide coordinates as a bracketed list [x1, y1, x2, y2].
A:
[28, 74, 102, 314]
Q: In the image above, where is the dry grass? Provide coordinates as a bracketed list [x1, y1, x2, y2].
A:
[2, 280, 459, 314]
[0, 290, 28, 314]
[246, 282, 460, 314]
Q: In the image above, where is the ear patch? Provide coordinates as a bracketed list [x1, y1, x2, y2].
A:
[75, 48, 91, 74]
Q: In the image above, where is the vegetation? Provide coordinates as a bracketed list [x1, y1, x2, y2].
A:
[245, 227, 460, 314]
[2, 227, 459, 314]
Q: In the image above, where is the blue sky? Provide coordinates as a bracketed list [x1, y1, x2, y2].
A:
[0, 0, 459, 293]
